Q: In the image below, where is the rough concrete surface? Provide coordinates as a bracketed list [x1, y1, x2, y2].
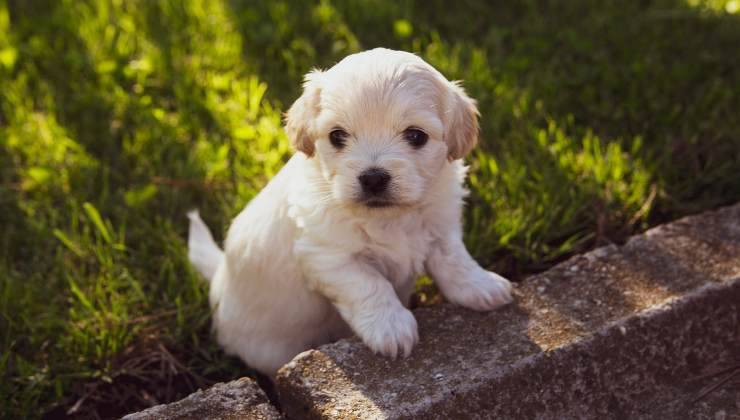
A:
[276, 203, 740, 419]
[122, 377, 281, 420]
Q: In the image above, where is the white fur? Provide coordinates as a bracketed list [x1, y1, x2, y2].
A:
[188, 48, 512, 376]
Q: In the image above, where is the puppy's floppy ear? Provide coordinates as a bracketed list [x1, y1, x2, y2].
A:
[442, 81, 480, 160]
[285, 69, 324, 156]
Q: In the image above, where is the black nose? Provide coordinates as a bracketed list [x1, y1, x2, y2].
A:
[358, 168, 391, 195]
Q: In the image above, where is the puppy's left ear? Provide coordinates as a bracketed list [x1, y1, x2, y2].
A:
[443, 81, 480, 160]
[285, 69, 324, 157]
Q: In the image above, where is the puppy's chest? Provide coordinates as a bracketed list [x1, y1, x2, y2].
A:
[357, 217, 431, 284]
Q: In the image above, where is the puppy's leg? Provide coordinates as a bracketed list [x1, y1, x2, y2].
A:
[300, 251, 418, 358]
[426, 233, 513, 311]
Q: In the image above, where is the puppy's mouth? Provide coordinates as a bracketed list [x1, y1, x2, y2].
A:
[362, 198, 396, 208]
[355, 192, 397, 208]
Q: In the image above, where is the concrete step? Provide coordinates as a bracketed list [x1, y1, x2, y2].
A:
[276, 204, 740, 419]
[121, 377, 281, 420]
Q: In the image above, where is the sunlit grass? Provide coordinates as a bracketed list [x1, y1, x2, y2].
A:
[1, 0, 286, 416]
[1, 0, 739, 417]
[685, 0, 740, 13]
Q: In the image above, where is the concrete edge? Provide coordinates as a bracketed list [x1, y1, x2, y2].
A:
[417, 277, 740, 418]
[122, 377, 282, 420]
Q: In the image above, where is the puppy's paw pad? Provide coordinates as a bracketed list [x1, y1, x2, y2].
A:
[445, 270, 513, 311]
[359, 307, 419, 359]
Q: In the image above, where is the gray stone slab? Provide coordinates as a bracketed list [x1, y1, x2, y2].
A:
[276, 204, 740, 419]
[122, 377, 281, 420]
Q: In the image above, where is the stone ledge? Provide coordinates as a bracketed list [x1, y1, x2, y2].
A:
[276, 203, 740, 419]
[122, 377, 281, 420]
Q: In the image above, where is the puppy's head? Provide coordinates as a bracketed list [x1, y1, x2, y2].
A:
[285, 48, 479, 209]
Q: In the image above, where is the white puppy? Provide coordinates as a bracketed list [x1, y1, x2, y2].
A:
[188, 48, 512, 376]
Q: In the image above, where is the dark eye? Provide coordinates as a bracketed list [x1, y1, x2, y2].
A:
[329, 129, 348, 149]
[403, 128, 428, 149]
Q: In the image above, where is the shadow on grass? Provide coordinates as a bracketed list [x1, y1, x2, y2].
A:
[408, 0, 740, 210]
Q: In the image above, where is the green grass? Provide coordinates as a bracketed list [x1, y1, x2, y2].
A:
[1, 0, 739, 417]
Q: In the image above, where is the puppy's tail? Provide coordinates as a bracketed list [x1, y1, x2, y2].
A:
[187, 210, 224, 283]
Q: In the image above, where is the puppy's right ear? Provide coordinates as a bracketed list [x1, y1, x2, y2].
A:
[443, 81, 480, 160]
[285, 70, 323, 157]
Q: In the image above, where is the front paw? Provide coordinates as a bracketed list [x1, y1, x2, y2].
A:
[356, 306, 419, 359]
[443, 269, 513, 311]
